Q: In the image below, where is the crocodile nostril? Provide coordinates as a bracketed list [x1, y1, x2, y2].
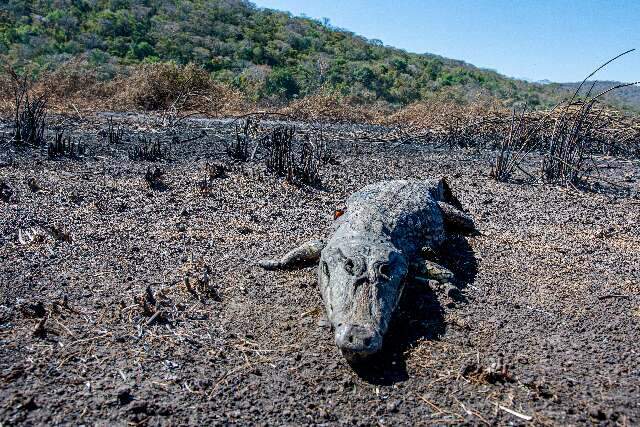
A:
[348, 335, 354, 343]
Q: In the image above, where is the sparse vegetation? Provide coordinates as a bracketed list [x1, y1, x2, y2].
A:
[48, 129, 86, 159]
[224, 117, 328, 185]
[129, 138, 170, 161]
[7, 67, 47, 147]
[490, 51, 640, 188]
[490, 106, 537, 182]
[228, 118, 261, 161]
[264, 125, 296, 179]
[262, 125, 326, 185]
[1, 109, 639, 425]
[490, 101, 640, 187]
[105, 117, 125, 144]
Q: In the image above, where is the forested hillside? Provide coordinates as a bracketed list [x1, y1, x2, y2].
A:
[555, 81, 640, 112]
[1, 0, 564, 108]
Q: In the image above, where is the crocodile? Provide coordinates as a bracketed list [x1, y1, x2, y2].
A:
[259, 179, 475, 361]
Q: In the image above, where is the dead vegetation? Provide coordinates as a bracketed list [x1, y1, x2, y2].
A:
[1, 112, 639, 425]
[490, 106, 538, 182]
[491, 50, 640, 189]
[264, 125, 296, 178]
[183, 263, 221, 302]
[460, 358, 515, 385]
[114, 63, 245, 117]
[1, 60, 638, 195]
[123, 63, 212, 111]
[1, 62, 245, 117]
[278, 91, 387, 124]
[48, 129, 86, 159]
[104, 117, 125, 145]
[6, 67, 47, 147]
[224, 114, 330, 185]
[227, 117, 261, 161]
[262, 124, 324, 185]
[129, 138, 170, 161]
[125, 259, 221, 328]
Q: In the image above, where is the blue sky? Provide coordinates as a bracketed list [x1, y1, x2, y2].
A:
[252, 0, 639, 83]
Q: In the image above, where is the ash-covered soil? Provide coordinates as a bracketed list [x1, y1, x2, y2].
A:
[1, 114, 639, 425]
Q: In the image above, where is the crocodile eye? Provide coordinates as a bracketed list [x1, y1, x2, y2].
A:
[344, 258, 355, 274]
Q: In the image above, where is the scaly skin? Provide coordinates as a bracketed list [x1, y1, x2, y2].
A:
[260, 178, 474, 361]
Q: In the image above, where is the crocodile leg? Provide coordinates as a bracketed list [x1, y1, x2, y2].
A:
[437, 201, 475, 233]
[420, 245, 440, 262]
[258, 239, 325, 270]
[412, 259, 454, 284]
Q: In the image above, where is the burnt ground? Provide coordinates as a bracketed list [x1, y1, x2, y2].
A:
[0, 114, 639, 425]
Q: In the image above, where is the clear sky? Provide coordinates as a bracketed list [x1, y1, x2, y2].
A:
[252, 0, 639, 83]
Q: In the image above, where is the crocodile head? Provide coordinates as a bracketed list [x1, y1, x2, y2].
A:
[318, 236, 408, 361]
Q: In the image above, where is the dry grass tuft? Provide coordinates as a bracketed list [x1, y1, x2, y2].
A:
[491, 51, 640, 188]
[114, 63, 246, 116]
[0, 61, 247, 117]
[278, 91, 388, 123]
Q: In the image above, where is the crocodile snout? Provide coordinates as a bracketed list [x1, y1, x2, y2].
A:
[335, 323, 382, 360]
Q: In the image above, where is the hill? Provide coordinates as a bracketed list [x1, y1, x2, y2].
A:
[0, 0, 563, 108]
[553, 81, 640, 112]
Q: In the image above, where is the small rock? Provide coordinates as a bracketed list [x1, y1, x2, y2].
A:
[386, 400, 400, 412]
[588, 406, 607, 421]
[20, 301, 46, 319]
[117, 387, 133, 405]
[19, 397, 38, 411]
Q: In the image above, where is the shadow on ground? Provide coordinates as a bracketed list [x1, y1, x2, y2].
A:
[351, 235, 477, 385]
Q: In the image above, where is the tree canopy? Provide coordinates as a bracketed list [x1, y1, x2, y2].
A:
[0, 0, 564, 107]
